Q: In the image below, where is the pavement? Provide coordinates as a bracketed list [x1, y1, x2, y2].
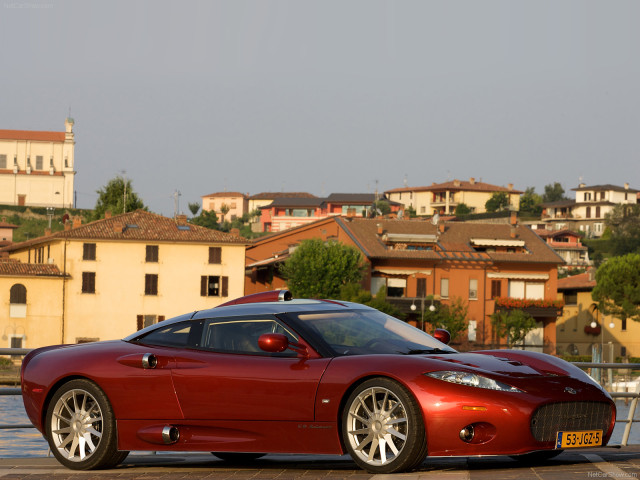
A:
[2, 447, 640, 480]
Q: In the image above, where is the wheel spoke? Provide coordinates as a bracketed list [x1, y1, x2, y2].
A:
[387, 427, 406, 441]
[346, 384, 414, 468]
[50, 387, 105, 464]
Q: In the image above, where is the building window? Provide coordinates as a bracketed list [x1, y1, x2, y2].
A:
[564, 292, 578, 305]
[621, 346, 627, 357]
[82, 272, 96, 294]
[83, 243, 96, 261]
[145, 274, 158, 295]
[36, 155, 43, 170]
[440, 278, 449, 299]
[469, 279, 478, 300]
[596, 206, 601, 218]
[416, 278, 427, 298]
[468, 320, 477, 342]
[622, 318, 627, 331]
[0, 154, 6, 169]
[508, 280, 544, 300]
[10, 284, 27, 304]
[146, 245, 159, 263]
[201, 275, 229, 297]
[491, 280, 502, 298]
[136, 314, 165, 331]
[209, 247, 222, 264]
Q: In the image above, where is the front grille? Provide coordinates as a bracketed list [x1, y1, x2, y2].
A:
[530, 402, 613, 442]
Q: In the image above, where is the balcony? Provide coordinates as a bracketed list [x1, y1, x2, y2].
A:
[494, 297, 564, 318]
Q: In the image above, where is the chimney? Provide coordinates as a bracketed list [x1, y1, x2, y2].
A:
[113, 222, 124, 234]
[45, 227, 51, 236]
[438, 223, 445, 233]
[579, 183, 585, 188]
[64, 222, 71, 231]
[510, 226, 517, 239]
[625, 182, 629, 190]
[510, 211, 518, 226]
[72, 216, 82, 229]
[176, 214, 187, 225]
[588, 267, 595, 282]
[377, 223, 384, 235]
[469, 177, 475, 185]
[453, 179, 460, 187]
[230, 228, 240, 237]
[508, 183, 513, 190]
[105, 211, 112, 219]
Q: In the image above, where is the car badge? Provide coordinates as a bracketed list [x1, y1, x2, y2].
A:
[564, 387, 577, 395]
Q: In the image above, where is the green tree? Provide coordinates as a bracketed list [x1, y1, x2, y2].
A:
[605, 204, 640, 256]
[542, 182, 568, 203]
[455, 203, 471, 216]
[423, 296, 468, 343]
[339, 284, 404, 318]
[374, 200, 391, 216]
[485, 192, 509, 213]
[189, 209, 218, 229]
[188, 202, 201, 216]
[94, 176, 146, 219]
[592, 253, 640, 323]
[220, 203, 230, 221]
[519, 187, 543, 216]
[405, 205, 417, 218]
[280, 238, 365, 298]
[490, 309, 537, 348]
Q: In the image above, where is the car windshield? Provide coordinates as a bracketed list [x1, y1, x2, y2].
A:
[288, 309, 457, 356]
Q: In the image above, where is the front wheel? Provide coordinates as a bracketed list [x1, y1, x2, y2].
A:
[45, 379, 126, 470]
[342, 377, 427, 474]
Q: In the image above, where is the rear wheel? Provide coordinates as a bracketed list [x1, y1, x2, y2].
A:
[342, 378, 427, 474]
[45, 379, 126, 470]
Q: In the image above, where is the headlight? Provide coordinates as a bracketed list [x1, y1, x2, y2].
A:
[425, 371, 522, 392]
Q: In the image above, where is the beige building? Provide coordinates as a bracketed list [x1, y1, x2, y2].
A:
[0, 259, 64, 352]
[542, 183, 639, 238]
[0, 118, 76, 208]
[385, 178, 522, 216]
[201, 192, 248, 222]
[556, 272, 639, 360]
[1, 210, 248, 348]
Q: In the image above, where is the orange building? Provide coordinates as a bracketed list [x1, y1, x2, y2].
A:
[245, 215, 564, 354]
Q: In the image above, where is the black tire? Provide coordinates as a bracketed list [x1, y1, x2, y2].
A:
[212, 452, 266, 462]
[342, 377, 427, 474]
[45, 379, 126, 470]
[511, 449, 564, 463]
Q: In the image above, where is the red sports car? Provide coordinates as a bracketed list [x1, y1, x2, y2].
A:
[21, 290, 615, 473]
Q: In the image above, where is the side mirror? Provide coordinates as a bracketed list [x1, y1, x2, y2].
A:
[433, 328, 451, 345]
[258, 333, 289, 353]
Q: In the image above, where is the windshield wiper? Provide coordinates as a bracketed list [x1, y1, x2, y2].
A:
[405, 348, 455, 355]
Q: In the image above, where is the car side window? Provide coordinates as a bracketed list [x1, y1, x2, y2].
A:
[200, 317, 298, 356]
[137, 320, 203, 348]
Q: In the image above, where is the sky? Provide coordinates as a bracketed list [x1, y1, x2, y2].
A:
[1, 0, 639, 216]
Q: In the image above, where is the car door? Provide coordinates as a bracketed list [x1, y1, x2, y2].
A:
[170, 315, 331, 421]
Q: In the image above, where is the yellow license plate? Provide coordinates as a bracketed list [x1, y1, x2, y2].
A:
[556, 430, 602, 448]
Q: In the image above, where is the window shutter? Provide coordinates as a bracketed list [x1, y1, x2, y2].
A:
[209, 247, 222, 264]
[158, 315, 165, 322]
[137, 315, 143, 331]
[221, 276, 229, 297]
[201, 276, 207, 296]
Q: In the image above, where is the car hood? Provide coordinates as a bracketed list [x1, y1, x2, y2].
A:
[425, 350, 574, 379]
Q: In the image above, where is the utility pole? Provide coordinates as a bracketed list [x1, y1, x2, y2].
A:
[173, 189, 182, 218]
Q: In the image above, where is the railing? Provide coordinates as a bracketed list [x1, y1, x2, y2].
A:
[2, 350, 640, 445]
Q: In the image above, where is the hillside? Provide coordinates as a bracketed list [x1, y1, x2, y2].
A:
[0, 205, 93, 243]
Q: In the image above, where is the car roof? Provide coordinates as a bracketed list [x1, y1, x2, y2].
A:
[123, 299, 372, 341]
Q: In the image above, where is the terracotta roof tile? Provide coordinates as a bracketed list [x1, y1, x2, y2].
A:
[202, 192, 247, 198]
[1, 210, 248, 252]
[336, 218, 563, 264]
[0, 129, 65, 142]
[249, 192, 317, 200]
[386, 180, 522, 194]
[557, 272, 596, 290]
[0, 258, 62, 276]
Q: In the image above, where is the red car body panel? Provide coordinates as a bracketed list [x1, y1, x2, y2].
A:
[21, 298, 616, 463]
